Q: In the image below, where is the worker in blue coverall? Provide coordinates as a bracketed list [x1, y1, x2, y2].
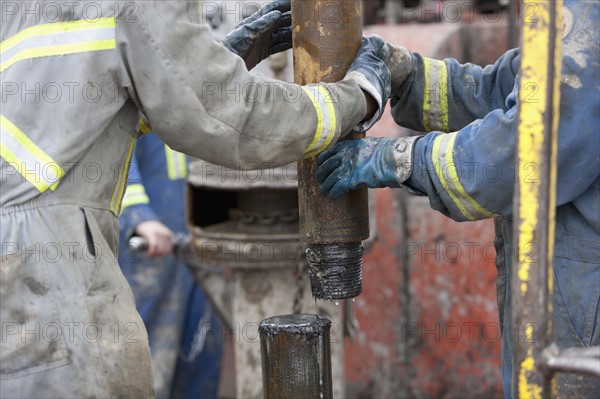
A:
[118, 132, 222, 398]
[315, 1, 599, 398]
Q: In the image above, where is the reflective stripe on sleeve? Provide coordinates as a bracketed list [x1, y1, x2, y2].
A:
[110, 138, 135, 215]
[422, 58, 449, 133]
[302, 85, 337, 158]
[0, 114, 65, 192]
[139, 119, 151, 135]
[0, 18, 116, 72]
[120, 183, 150, 212]
[431, 132, 496, 221]
[164, 145, 188, 180]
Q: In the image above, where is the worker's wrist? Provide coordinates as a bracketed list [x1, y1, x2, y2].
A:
[345, 71, 386, 133]
[363, 90, 378, 122]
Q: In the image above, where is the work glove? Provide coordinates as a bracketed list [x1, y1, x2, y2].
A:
[316, 136, 420, 199]
[380, 42, 414, 97]
[221, 0, 292, 70]
[344, 35, 391, 132]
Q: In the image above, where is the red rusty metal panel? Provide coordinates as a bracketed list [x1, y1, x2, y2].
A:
[345, 16, 513, 398]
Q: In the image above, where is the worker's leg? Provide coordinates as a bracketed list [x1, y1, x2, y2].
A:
[552, 234, 600, 399]
[119, 251, 192, 398]
[170, 285, 224, 399]
[493, 219, 515, 399]
[0, 206, 154, 398]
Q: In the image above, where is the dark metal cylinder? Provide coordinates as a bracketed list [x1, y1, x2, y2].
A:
[259, 314, 332, 399]
[292, 0, 368, 300]
[307, 242, 363, 300]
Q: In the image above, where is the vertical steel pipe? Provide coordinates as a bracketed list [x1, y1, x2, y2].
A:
[512, 1, 563, 397]
[292, 0, 369, 300]
[259, 314, 333, 399]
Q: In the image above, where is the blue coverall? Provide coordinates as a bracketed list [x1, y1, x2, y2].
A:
[118, 133, 223, 398]
[392, 1, 599, 397]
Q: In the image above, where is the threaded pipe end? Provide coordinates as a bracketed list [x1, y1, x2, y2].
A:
[307, 242, 363, 300]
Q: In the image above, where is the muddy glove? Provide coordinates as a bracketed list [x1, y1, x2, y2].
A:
[344, 35, 391, 132]
[222, 0, 292, 70]
[316, 136, 420, 199]
[380, 42, 414, 97]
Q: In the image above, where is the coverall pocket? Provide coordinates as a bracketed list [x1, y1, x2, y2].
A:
[0, 249, 70, 378]
[82, 207, 135, 303]
[553, 234, 600, 348]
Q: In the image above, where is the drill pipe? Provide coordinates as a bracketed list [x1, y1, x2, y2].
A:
[259, 314, 332, 399]
[293, 0, 369, 300]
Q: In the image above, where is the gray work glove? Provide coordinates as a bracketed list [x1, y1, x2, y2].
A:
[380, 42, 414, 98]
[344, 35, 392, 132]
[222, 0, 292, 70]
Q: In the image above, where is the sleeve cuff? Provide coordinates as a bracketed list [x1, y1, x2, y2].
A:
[344, 71, 385, 133]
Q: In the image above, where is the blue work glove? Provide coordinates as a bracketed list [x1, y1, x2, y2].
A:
[380, 42, 414, 98]
[221, 0, 292, 70]
[316, 136, 420, 199]
[344, 35, 392, 133]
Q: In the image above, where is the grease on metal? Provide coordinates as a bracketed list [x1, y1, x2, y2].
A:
[307, 242, 363, 300]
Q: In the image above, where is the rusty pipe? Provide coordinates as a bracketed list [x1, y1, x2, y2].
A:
[292, 0, 368, 300]
[259, 314, 333, 399]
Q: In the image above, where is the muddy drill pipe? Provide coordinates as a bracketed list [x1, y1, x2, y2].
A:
[293, 0, 368, 300]
[259, 314, 333, 399]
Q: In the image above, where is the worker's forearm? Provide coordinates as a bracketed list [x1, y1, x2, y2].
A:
[116, 0, 365, 169]
[391, 49, 520, 133]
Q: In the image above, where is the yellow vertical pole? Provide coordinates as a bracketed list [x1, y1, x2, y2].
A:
[513, 0, 563, 398]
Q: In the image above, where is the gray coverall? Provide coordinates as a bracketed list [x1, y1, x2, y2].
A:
[0, 1, 368, 397]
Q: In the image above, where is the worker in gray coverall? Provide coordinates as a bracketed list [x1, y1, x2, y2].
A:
[0, 0, 390, 397]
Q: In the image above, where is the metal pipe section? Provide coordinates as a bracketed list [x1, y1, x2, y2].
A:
[292, 0, 369, 300]
[512, 1, 563, 397]
[539, 344, 600, 378]
[259, 314, 333, 399]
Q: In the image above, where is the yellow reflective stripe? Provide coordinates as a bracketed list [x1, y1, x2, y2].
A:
[0, 18, 116, 72]
[0, 115, 65, 192]
[302, 85, 337, 158]
[432, 133, 496, 221]
[139, 119, 151, 135]
[302, 87, 325, 156]
[0, 18, 115, 52]
[164, 145, 187, 180]
[121, 184, 150, 211]
[305, 86, 337, 158]
[432, 134, 475, 220]
[1, 41, 116, 72]
[110, 138, 135, 215]
[422, 58, 449, 132]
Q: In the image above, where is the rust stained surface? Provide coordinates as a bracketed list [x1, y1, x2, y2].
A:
[292, 0, 369, 244]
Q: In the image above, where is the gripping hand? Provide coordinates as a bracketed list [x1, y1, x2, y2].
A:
[316, 137, 420, 199]
[344, 35, 391, 132]
[222, 0, 292, 70]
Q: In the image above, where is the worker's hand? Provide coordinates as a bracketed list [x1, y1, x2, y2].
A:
[134, 221, 174, 258]
[344, 35, 391, 133]
[222, 0, 292, 70]
[380, 42, 414, 98]
[316, 137, 420, 199]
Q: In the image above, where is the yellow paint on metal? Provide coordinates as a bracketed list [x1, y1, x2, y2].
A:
[519, 350, 542, 399]
[516, 1, 563, 397]
[517, 0, 552, 294]
[525, 324, 534, 340]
